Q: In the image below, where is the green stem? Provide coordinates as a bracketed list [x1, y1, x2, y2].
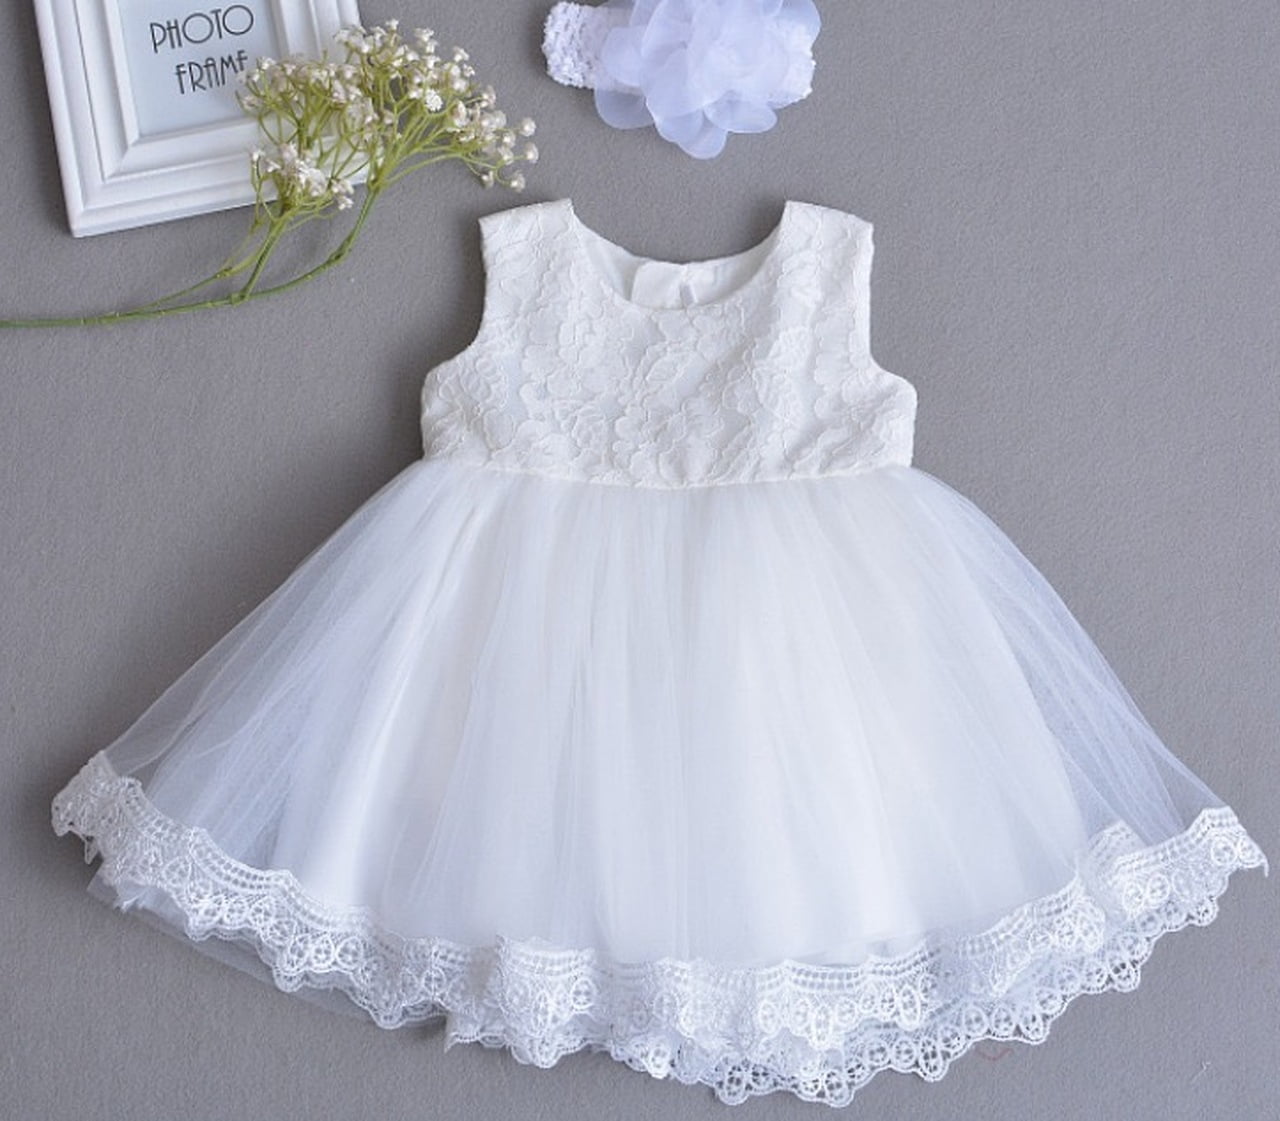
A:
[236, 218, 289, 298]
[0, 193, 377, 329]
[124, 233, 267, 315]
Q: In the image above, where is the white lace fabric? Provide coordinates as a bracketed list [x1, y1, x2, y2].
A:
[420, 200, 917, 489]
[51, 199, 1266, 1105]
[54, 752, 1264, 1106]
[542, 3, 820, 159]
[543, 2, 818, 99]
[544, 3, 622, 89]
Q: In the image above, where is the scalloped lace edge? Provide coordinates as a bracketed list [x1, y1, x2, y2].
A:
[52, 752, 1265, 1106]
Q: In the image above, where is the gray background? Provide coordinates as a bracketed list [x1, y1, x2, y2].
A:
[2, 2, 1276, 1118]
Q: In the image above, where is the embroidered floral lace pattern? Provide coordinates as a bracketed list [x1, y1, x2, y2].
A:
[53, 752, 1264, 1106]
[544, 3, 617, 89]
[420, 200, 917, 489]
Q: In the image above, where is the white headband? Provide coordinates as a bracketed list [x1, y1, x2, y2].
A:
[543, 0, 821, 159]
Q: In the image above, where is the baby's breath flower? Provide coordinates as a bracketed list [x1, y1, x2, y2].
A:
[1, 20, 536, 330]
[242, 19, 538, 228]
[446, 102, 469, 130]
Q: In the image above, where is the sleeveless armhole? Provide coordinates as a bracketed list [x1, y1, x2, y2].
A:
[852, 219, 877, 361]
[418, 209, 516, 428]
[854, 221, 910, 391]
[842, 213, 917, 458]
[472, 208, 513, 347]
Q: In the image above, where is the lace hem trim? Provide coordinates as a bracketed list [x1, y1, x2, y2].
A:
[52, 752, 1265, 1106]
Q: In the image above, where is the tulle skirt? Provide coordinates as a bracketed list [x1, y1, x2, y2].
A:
[53, 460, 1264, 1105]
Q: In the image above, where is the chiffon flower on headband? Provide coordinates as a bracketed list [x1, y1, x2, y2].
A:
[544, 0, 821, 158]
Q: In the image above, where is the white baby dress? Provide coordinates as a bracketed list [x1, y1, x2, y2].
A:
[53, 199, 1264, 1106]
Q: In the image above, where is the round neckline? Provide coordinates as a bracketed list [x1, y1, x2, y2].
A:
[563, 199, 794, 315]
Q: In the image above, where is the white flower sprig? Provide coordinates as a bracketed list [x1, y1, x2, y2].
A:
[1, 21, 536, 328]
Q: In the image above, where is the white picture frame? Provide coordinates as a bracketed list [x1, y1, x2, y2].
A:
[35, 0, 362, 236]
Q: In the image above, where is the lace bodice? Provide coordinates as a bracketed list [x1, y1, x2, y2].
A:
[421, 199, 916, 488]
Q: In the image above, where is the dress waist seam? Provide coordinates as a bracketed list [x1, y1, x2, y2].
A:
[425, 453, 912, 490]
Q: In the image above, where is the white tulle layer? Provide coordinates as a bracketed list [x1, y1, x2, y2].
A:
[52, 460, 1265, 1104]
